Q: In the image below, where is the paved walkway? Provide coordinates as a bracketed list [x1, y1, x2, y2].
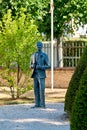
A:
[0, 103, 70, 130]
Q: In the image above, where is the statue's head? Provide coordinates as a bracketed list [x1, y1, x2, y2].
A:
[36, 42, 43, 51]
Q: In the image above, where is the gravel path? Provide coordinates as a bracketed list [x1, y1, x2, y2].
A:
[0, 103, 70, 130]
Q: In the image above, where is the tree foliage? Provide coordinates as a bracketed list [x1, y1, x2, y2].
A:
[0, 0, 49, 21]
[70, 66, 87, 130]
[69, 0, 87, 25]
[64, 45, 87, 114]
[39, 0, 87, 39]
[0, 9, 41, 98]
[0, 9, 41, 70]
[1, 0, 87, 39]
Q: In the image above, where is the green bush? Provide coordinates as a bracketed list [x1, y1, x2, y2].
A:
[64, 45, 87, 114]
[70, 67, 87, 130]
[0, 9, 41, 99]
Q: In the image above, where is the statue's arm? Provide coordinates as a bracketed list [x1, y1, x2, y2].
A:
[44, 54, 51, 70]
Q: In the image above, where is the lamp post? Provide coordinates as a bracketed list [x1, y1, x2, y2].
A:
[50, 0, 54, 90]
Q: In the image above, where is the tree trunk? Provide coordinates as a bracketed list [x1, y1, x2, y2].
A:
[57, 36, 63, 68]
[57, 37, 60, 67]
[17, 64, 20, 98]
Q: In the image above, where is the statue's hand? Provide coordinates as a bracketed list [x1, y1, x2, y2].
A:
[36, 65, 41, 69]
[36, 65, 45, 70]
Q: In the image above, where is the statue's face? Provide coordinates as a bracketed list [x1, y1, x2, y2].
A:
[36, 42, 43, 52]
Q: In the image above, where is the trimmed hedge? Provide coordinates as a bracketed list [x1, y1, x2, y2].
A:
[70, 67, 87, 130]
[64, 45, 87, 114]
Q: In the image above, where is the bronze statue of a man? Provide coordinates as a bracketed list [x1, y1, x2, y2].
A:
[30, 42, 50, 108]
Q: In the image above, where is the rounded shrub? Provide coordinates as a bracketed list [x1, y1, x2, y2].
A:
[70, 66, 87, 130]
[64, 45, 87, 114]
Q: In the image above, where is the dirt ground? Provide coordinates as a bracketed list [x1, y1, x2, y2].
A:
[0, 86, 67, 105]
[21, 88, 67, 102]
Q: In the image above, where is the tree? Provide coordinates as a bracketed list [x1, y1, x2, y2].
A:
[1, 0, 87, 40]
[0, 9, 41, 98]
[39, 0, 87, 40]
[0, 0, 49, 21]
[70, 66, 87, 130]
[64, 45, 87, 114]
[70, 0, 87, 25]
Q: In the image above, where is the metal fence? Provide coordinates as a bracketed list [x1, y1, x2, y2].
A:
[43, 41, 87, 68]
[63, 41, 87, 67]
[42, 42, 58, 68]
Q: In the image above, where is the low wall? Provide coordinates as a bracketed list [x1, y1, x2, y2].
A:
[45, 67, 75, 88]
[0, 67, 75, 89]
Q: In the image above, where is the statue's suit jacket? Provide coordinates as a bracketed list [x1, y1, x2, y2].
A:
[30, 52, 50, 78]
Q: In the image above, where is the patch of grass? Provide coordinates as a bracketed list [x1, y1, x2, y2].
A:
[46, 97, 65, 103]
[0, 97, 35, 105]
[0, 97, 65, 105]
